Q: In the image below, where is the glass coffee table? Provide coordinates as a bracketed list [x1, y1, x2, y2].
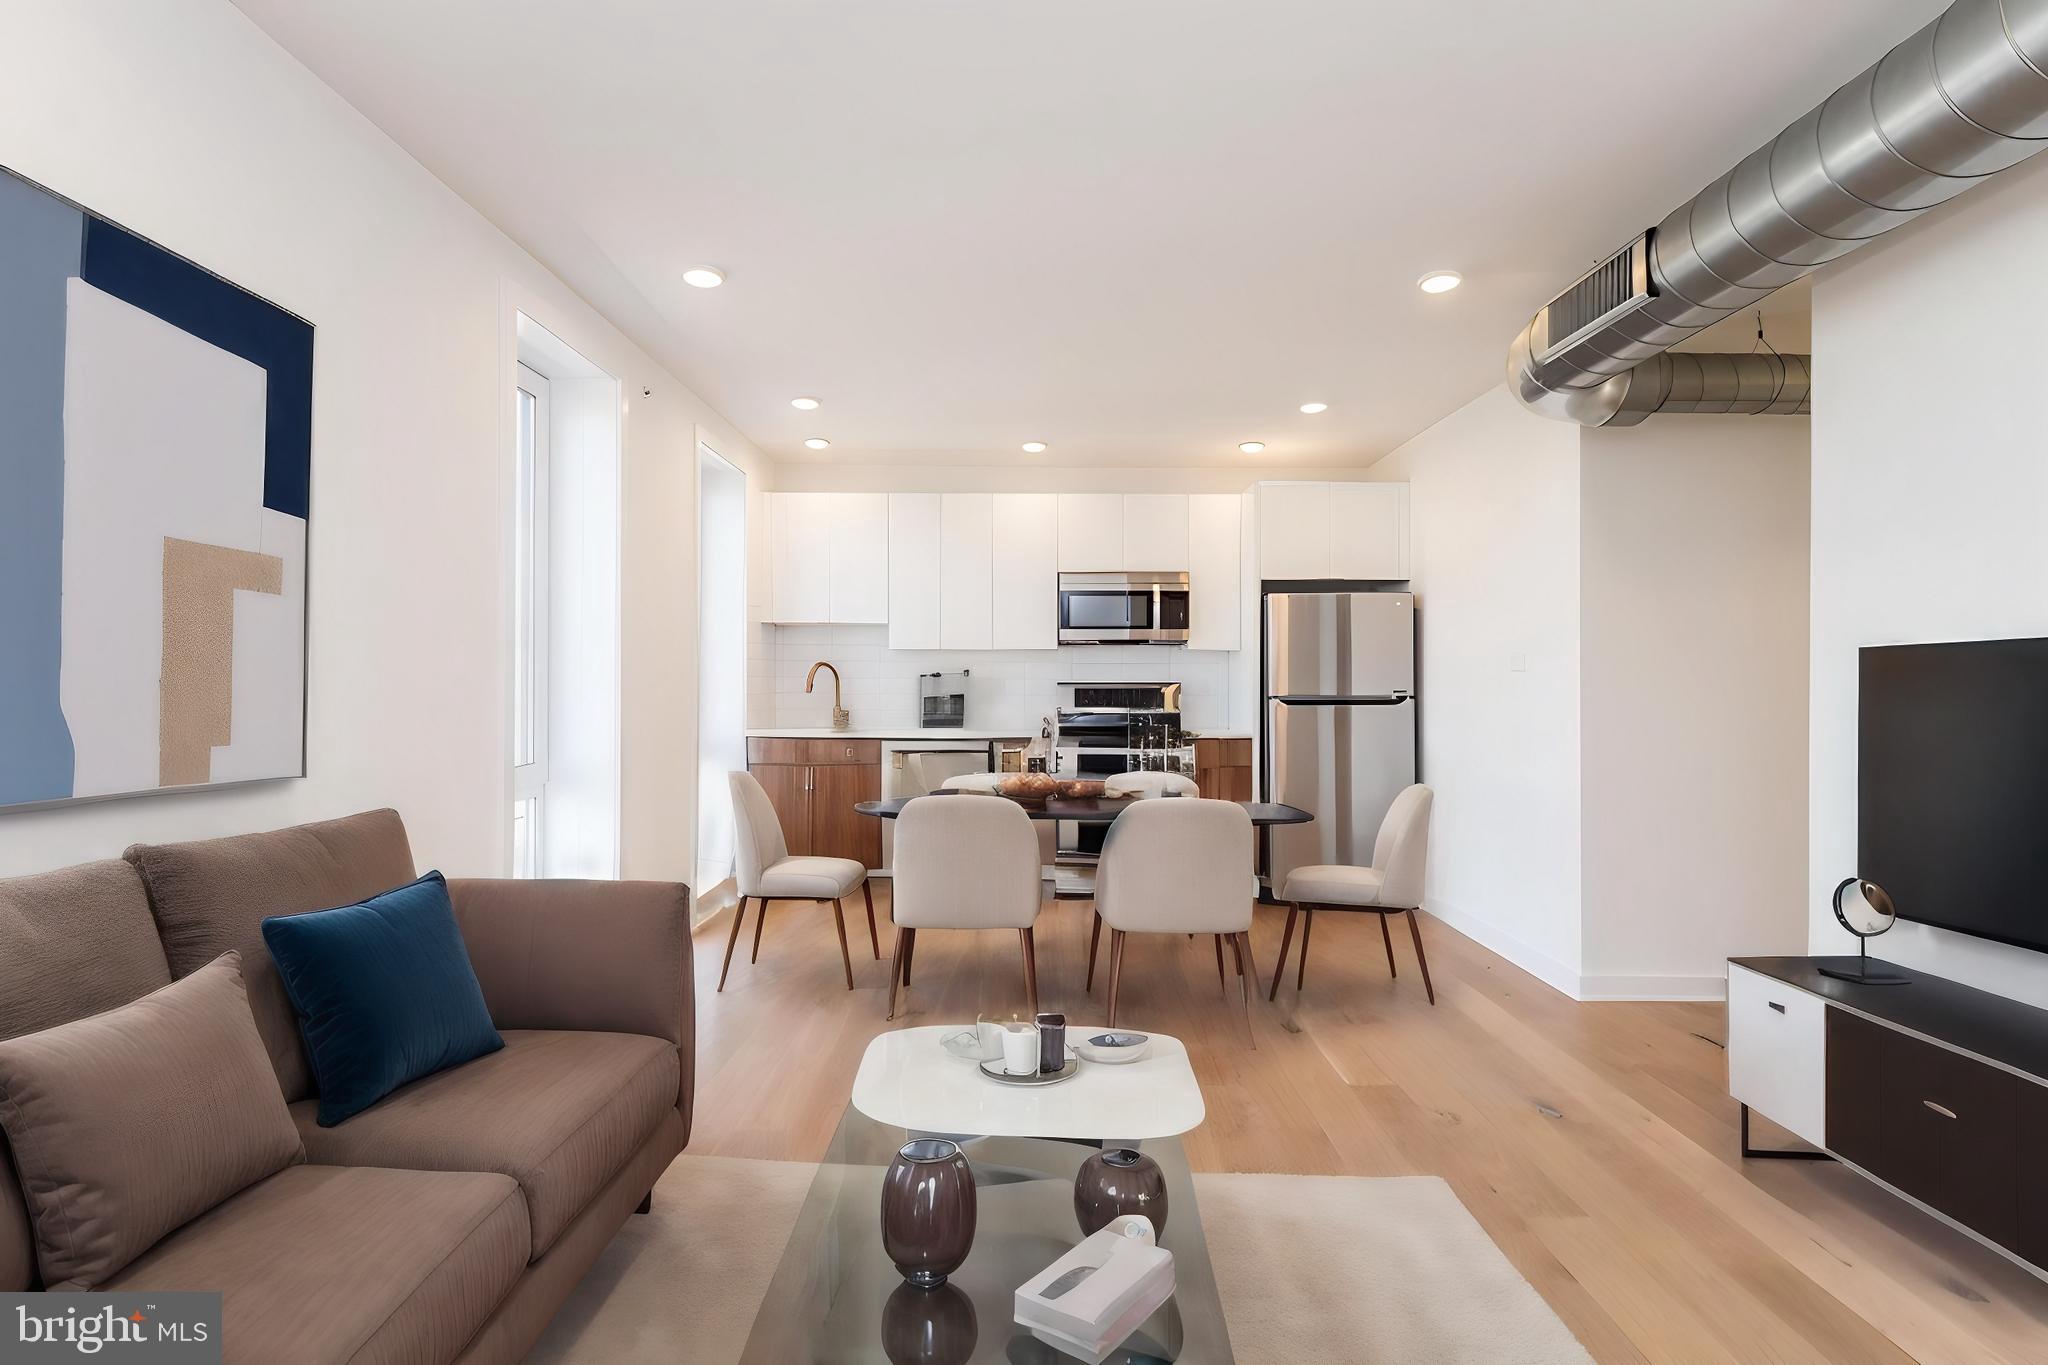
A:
[737, 1101, 1234, 1363]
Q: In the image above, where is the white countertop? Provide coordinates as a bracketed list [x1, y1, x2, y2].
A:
[851, 1026, 1204, 1140]
[746, 727, 1029, 741]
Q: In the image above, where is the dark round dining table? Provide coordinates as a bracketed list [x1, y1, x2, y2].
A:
[853, 794, 1314, 825]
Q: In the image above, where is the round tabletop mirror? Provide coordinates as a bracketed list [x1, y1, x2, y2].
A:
[1832, 877, 1897, 938]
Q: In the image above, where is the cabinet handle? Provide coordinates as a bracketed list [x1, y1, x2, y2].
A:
[1767, 1001, 1785, 1014]
[1922, 1100, 1957, 1120]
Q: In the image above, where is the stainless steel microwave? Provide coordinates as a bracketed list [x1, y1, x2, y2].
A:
[1056, 571, 1190, 644]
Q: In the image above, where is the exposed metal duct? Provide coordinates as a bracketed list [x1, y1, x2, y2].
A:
[1511, 0, 2048, 425]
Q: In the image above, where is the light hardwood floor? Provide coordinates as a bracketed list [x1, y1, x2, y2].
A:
[688, 887, 2048, 1364]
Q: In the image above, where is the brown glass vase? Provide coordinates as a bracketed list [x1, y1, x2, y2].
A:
[1073, 1147, 1168, 1236]
[880, 1138, 977, 1288]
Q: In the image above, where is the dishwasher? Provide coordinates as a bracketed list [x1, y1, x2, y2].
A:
[877, 740, 998, 874]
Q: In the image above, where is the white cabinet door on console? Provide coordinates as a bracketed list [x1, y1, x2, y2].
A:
[940, 493, 994, 650]
[769, 492, 833, 622]
[830, 493, 889, 623]
[1726, 964, 1827, 1149]
[888, 494, 942, 649]
[1122, 494, 1189, 570]
[992, 493, 1057, 649]
[1057, 494, 1123, 571]
[1187, 493, 1240, 651]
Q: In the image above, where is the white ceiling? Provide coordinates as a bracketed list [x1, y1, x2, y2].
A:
[236, 0, 1929, 467]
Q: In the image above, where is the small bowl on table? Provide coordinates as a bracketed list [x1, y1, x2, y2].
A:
[1075, 1031, 1152, 1065]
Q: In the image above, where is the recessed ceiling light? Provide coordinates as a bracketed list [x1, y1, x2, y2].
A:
[1021, 441, 1048, 453]
[790, 396, 820, 410]
[1417, 270, 1462, 294]
[683, 266, 726, 289]
[1299, 402, 1329, 414]
[1239, 441, 1267, 455]
[804, 438, 831, 450]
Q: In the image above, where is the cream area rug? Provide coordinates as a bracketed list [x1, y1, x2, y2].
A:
[528, 1156, 1592, 1364]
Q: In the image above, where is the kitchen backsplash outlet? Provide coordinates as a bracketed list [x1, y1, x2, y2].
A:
[765, 624, 1232, 733]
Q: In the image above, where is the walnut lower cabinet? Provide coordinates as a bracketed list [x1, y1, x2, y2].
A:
[1730, 956, 2048, 1278]
[746, 738, 882, 869]
[1192, 737, 1253, 802]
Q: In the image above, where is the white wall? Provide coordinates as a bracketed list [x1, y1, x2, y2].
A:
[0, 0, 767, 884]
[1368, 387, 1586, 994]
[696, 448, 750, 898]
[1810, 151, 2048, 1010]
[1579, 417, 1811, 998]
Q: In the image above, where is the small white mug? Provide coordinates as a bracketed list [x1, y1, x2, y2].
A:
[1000, 1021, 1040, 1076]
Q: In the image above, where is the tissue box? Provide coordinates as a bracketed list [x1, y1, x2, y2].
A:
[1015, 1217, 1176, 1363]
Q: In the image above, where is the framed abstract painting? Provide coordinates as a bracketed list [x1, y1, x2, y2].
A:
[0, 167, 313, 811]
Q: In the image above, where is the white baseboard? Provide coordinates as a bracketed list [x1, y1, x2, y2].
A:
[1418, 903, 1728, 1002]
[1420, 899, 1583, 1000]
[1575, 973, 1727, 1002]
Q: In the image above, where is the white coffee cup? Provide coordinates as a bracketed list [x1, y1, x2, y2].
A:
[1000, 1021, 1040, 1076]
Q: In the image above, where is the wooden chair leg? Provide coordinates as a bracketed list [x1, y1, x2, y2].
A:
[1379, 912, 1398, 978]
[900, 926, 917, 985]
[1106, 930, 1127, 1028]
[1269, 904, 1298, 1001]
[1213, 935, 1227, 993]
[718, 897, 749, 992]
[862, 881, 880, 959]
[751, 899, 770, 964]
[1086, 911, 1103, 993]
[1233, 932, 1256, 1049]
[1406, 909, 1436, 1005]
[1296, 909, 1314, 992]
[830, 899, 854, 991]
[887, 928, 907, 1019]
[1020, 927, 1039, 1017]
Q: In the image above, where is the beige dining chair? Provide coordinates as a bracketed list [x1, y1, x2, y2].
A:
[722, 771, 878, 993]
[888, 793, 1045, 1019]
[1103, 770, 1200, 798]
[1271, 784, 1435, 1004]
[935, 771, 1007, 793]
[1092, 798, 1257, 1043]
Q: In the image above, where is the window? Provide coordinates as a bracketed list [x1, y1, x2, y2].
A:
[511, 362, 550, 875]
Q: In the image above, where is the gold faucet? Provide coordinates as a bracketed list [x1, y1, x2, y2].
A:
[805, 661, 851, 732]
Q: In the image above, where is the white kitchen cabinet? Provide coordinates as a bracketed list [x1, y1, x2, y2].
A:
[1121, 494, 1190, 570]
[829, 493, 889, 623]
[769, 492, 833, 622]
[887, 493, 942, 649]
[1254, 480, 1409, 581]
[1256, 482, 1333, 580]
[991, 493, 1058, 649]
[1330, 483, 1409, 580]
[1186, 493, 1240, 651]
[1056, 494, 1123, 571]
[939, 493, 994, 650]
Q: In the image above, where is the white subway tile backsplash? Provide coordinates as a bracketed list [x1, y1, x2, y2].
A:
[762, 625, 1234, 731]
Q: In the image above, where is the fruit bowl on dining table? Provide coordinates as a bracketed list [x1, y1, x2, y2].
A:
[997, 772, 1060, 808]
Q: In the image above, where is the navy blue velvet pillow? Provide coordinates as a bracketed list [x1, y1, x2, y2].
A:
[262, 871, 503, 1127]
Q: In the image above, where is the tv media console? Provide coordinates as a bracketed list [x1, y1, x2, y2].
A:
[1728, 956, 2048, 1277]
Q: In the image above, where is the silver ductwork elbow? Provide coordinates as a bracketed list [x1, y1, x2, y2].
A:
[1511, 0, 2048, 424]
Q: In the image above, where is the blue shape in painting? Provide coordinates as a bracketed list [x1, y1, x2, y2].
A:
[81, 218, 315, 520]
[0, 173, 81, 805]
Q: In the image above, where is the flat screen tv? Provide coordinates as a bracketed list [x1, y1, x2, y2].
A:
[1859, 637, 2048, 955]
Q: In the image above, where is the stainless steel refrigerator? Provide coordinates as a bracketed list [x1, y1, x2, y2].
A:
[1261, 591, 1417, 895]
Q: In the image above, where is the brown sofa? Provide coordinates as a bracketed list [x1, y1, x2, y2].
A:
[0, 809, 693, 1364]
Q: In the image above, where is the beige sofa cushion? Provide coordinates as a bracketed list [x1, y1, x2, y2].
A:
[292, 1029, 678, 1260]
[103, 1164, 527, 1365]
[0, 857, 172, 1292]
[126, 808, 417, 1101]
[0, 952, 303, 1288]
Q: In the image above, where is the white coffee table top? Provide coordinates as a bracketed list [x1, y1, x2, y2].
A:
[851, 1026, 1205, 1140]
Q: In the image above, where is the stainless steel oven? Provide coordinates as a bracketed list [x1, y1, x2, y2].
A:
[1052, 682, 1193, 862]
[1057, 572, 1190, 645]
